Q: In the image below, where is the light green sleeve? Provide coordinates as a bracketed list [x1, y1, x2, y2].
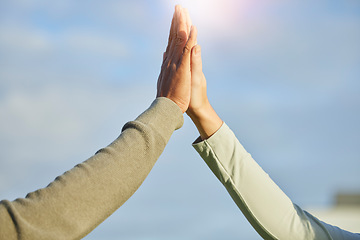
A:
[193, 123, 359, 240]
[0, 97, 183, 240]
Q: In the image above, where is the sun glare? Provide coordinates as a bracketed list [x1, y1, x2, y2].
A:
[163, 0, 250, 38]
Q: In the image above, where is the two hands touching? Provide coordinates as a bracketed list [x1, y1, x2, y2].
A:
[156, 9, 360, 240]
[157, 5, 223, 140]
[1, 5, 355, 240]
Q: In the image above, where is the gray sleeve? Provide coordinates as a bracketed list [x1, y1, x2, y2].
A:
[0, 97, 183, 240]
[193, 123, 360, 240]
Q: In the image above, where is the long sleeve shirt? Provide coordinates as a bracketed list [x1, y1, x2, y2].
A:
[0, 97, 183, 240]
[193, 123, 360, 240]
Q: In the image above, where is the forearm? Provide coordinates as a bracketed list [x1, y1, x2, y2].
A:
[193, 124, 357, 240]
[0, 97, 183, 240]
[187, 101, 222, 140]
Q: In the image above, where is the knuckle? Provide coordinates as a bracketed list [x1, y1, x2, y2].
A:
[169, 32, 176, 42]
[175, 31, 187, 45]
[170, 62, 177, 71]
[175, 37, 185, 46]
[183, 44, 191, 54]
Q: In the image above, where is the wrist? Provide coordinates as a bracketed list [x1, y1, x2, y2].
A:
[187, 101, 211, 120]
[187, 102, 222, 140]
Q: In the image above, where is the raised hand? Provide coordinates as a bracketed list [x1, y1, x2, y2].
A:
[187, 44, 223, 139]
[157, 5, 197, 113]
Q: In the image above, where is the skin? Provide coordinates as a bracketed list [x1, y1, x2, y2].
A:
[187, 45, 223, 140]
[157, 5, 221, 139]
[157, 5, 197, 113]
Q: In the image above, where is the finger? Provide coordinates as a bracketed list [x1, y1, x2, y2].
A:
[162, 51, 167, 66]
[177, 6, 188, 45]
[165, 6, 177, 54]
[183, 8, 195, 45]
[169, 6, 188, 61]
[164, 6, 179, 62]
[180, 25, 198, 66]
[167, 5, 181, 60]
[191, 44, 202, 77]
[183, 8, 192, 36]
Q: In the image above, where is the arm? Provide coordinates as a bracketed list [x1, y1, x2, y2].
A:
[193, 123, 360, 240]
[187, 45, 360, 240]
[0, 97, 182, 240]
[0, 5, 197, 240]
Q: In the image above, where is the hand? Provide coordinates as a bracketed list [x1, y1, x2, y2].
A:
[187, 44, 223, 140]
[157, 5, 197, 113]
[187, 45, 208, 116]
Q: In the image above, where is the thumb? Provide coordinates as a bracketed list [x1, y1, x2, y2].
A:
[191, 44, 203, 79]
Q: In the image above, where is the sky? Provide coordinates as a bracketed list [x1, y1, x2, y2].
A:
[0, 0, 359, 239]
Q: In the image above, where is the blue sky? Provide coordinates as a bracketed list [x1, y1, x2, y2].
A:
[0, 0, 359, 239]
